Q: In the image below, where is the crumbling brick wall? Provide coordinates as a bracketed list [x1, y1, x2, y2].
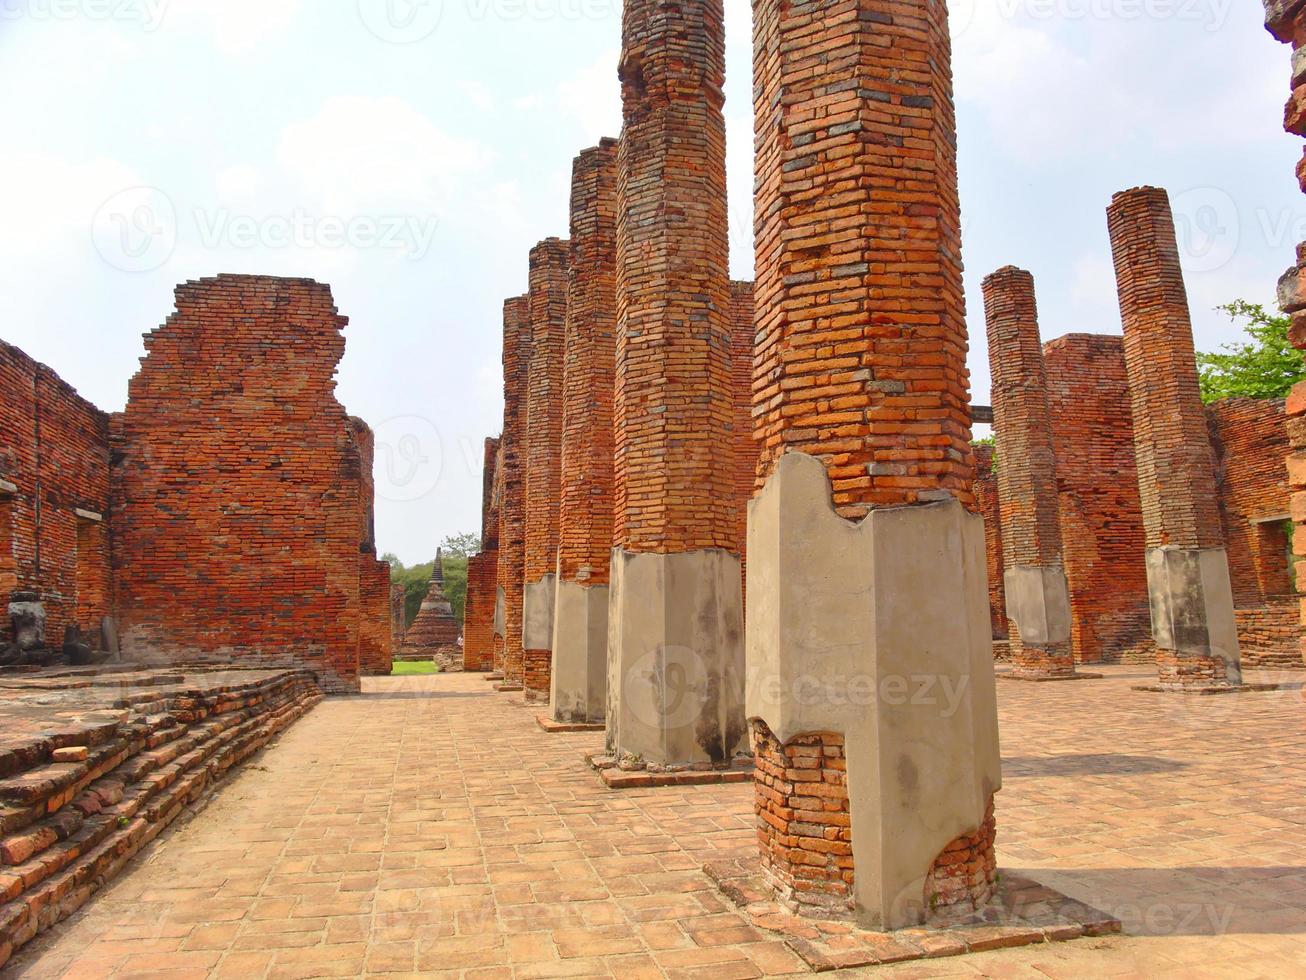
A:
[110, 275, 367, 693]
[1043, 334, 1152, 664]
[390, 583, 407, 650]
[350, 418, 392, 677]
[0, 341, 112, 647]
[497, 296, 531, 686]
[731, 281, 757, 584]
[1208, 398, 1293, 603]
[615, 0, 737, 555]
[973, 445, 1007, 641]
[524, 239, 569, 701]
[558, 143, 618, 593]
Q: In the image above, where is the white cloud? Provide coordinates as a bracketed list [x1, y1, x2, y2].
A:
[275, 96, 493, 215]
[556, 47, 621, 144]
[215, 164, 264, 200]
[160, 0, 304, 55]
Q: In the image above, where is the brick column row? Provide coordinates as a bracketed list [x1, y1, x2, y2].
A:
[522, 239, 569, 704]
[1108, 186, 1243, 689]
[463, 436, 500, 673]
[982, 267, 1078, 679]
[496, 296, 531, 690]
[551, 140, 618, 726]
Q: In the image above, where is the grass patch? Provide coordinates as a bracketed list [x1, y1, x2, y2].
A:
[391, 661, 439, 676]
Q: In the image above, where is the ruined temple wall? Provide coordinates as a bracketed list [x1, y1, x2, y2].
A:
[111, 275, 365, 693]
[390, 583, 407, 650]
[0, 341, 113, 647]
[359, 557, 394, 676]
[1208, 398, 1294, 605]
[730, 281, 757, 572]
[497, 297, 531, 684]
[1043, 334, 1152, 664]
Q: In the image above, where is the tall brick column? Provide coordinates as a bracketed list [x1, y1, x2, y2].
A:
[606, 0, 745, 771]
[1264, 1, 1306, 668]
[747, 0, 1000, 929]
[730, 281, 757, 594]
[496, 297, 531, 691]
[551, 141, 618, 726]
[522, 240, 569, 704]
[464, 436, 500, 673]
[982, 268, 1078, 679]
[1108, 187, 1243, 689]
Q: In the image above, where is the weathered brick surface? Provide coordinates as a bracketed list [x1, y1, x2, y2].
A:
[1266, 0, 1306, 667]
[462, 550, 498, 673]
[751, 722, 853, 919]
[524, 239, 569, 702]
[752, 0, 975, 519]
[349, 419, 393, 678]
[983, 268, 1074, 676]
[615, 0, 737, 554]
[111, 276, 368, 693]
[924, 796, 998, 914]
[1209, 398, 1293, 604]
[731, 281, 757, 587]
[0, 342, 112, 648]
[497, 297, 532, 687]
[973, 446, 1007, 641]
[750, 0, 985, 916]
[1043, 334, 1152, 665]
[558, 142, 618, 589]
[390, 583, 407, 651]
[1109, 189, 1234, 685]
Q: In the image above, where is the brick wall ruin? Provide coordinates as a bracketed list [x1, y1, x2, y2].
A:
[463, 437, 500, 673]
[0, 342, 113, 651]
[730, 280, 757, 585]
[111, 275, 371, 693]
[1042, 334, 1153, 665]
[973, 445, 1007, 642]
[350, 419, 394, 678]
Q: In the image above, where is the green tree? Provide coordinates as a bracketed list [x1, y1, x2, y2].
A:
[1198, 301, 1305, 404]
[439, 532, 481, 558]
[390, 559, 434, 629]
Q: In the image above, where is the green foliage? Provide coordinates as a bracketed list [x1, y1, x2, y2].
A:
[391, 560, 434, 628]
[1198, 301, 1305, 404]
[440, 532, 482, 558]
[441, 552, 469, 624]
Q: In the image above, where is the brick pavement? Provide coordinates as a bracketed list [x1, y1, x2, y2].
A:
[8, 667, 1305, 979]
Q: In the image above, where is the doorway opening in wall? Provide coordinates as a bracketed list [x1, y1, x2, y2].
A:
[1254, 517, 1296, 597]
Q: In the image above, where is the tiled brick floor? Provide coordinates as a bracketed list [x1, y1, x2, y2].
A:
[7, 665, 1305, 978]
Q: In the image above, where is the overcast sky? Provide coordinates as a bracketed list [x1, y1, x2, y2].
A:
[0, 0, 1299, 564]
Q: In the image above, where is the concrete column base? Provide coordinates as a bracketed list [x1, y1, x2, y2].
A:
[1146, 547, 1243, 689]
[523, 574, 557, 703]
[550, 580, 609, 725]
[747, 453, 1002, 931]
[606, 548, 746, 769]
[1003, 565, 1077, 678]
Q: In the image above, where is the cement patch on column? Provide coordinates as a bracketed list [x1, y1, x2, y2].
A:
[1144, 546, 1243, 689]
[746, 452, 1002, 932]
[523, 575, 557, 652]
[547, 579, 608, 727]
[605, 547, 746, 771]
[493, 587, 505, 638]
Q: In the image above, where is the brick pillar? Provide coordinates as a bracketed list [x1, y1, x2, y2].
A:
[748, 0, 1000, 929]
[1264, 1, 1306, 668]
[390, 583, 406, 651]
[551, 141, 618, 726]
[607, 0, 745, 771]
[982, 268, 1078, 679]
[730, 281, 757, 596]
[497, 297, 531, 691]
[973, 446, 1008, 642]
[464, 437, 500, 673]
[1108, 187, 1243, 689]
[350, 417, 394, 678]
[523, 240, 568, 704]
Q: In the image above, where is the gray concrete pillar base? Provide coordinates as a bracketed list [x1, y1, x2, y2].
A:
[606, 548, 746, 768]
[746, 452, 1002, 932]
[1003, 565, 1078, 678]
[550, 580, 609, 724]
[1146, 547, 1243, 688]
[523, 575, 557, 653]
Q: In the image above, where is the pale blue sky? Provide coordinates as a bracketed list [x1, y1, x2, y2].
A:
[0, 0, 1299, 564]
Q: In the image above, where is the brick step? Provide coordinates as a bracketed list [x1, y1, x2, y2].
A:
[0, 682, 320, 968]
